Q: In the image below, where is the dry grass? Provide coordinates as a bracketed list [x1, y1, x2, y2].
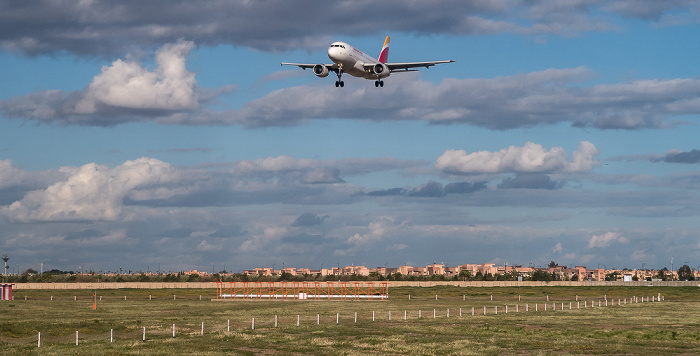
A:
[0, 286, 698, 355]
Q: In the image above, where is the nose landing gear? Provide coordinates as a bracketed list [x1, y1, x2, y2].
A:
[335, 69, 344, 87]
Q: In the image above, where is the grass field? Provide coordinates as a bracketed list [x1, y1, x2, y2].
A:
[1, 286, 699, 355]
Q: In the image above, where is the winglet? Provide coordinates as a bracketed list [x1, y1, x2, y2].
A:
[378, 36, 390, 63]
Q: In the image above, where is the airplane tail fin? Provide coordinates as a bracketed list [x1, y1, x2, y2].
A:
[378, 36, 389, 63]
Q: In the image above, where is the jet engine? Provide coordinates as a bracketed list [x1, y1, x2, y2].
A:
[372, 63, 389, 77]
[313, 64, 330, 78]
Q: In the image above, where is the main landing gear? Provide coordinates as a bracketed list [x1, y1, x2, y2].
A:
[374, 80, 384, 87]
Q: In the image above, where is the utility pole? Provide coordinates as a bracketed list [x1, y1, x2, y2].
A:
[2, 254, 9, 276]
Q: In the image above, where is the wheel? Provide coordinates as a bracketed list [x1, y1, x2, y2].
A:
[340, 81, 344, 87]
[380, 80, 384, 87]
[375, 81, 379, 87]
[335, 81, 339, 87]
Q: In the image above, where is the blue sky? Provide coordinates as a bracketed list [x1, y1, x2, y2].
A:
[1, 0, 700, 274]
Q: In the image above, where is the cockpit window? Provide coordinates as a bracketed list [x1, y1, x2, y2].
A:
[330, 44, 346, 49]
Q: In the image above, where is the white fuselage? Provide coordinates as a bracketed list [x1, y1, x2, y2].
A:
[328, 41, 388, 79]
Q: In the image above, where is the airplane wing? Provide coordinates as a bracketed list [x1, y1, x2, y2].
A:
[385, 60, 455, 72]
[280, 62, 340, 72]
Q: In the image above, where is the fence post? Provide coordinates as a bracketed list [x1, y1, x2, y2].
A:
[447, 309, 449, 318]
[336, 313, 339, 324]
[505, 305, 507, 314]
[483, 306, 486, 315]
[252, 318, 254, 330]
[495, 306, 497, 315]
[389, 310, 391, 321]
[297, 315, 300, 327]
[472, 307, 474, 316]
[355, 312, 357, 323]
[460, 308, 462, 317]
[317, 314, 320, 325]
[227, 319, 230, 332]
[111, 328, 113, 342]
[76, 330, 79, 345]
[372, 311, 375, 322]
[173, 324, 175, 338]
[433, 309, 436, 319]
[419, 310, 421, 319]
[38, 332, 41, 348]
[404, 310, 406, 320]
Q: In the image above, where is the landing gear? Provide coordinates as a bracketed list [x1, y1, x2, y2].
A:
[335, 69, 344, 88]
[374, 80, 384, 87]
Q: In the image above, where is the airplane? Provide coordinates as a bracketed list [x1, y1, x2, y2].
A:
[281, 36, 454, 87]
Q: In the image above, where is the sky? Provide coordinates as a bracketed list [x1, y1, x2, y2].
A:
[1, 0, 700, 274]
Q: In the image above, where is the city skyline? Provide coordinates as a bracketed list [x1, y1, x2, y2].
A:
[2, 2, 700, 272]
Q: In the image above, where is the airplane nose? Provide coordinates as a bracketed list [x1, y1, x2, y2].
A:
[328, 46, 339, 60]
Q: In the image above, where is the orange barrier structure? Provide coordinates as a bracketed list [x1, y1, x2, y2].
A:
[216, 281, 389, 300]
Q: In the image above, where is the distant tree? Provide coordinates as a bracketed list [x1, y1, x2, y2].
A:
[368, 271, 382, 280]
[570, 274, 579, 281]
[474, 271, 484, 281]
[605, 272, 620, 281]
[279, 272, 294, 281]
[656, 268, 669, 281]
[677, 265, 694, 281]
[459, 270, 471, 281]
[390, 272, 402, 281]
[23, 268, 38, 275]
[531, 270, 553, 281]
[548, 261, 558, 268]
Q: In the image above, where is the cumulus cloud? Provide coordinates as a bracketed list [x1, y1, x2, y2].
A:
[0, 1, 655, 57]
[76, 40, 198, 113]
[292, 213, 328, 227]
[588, 232, 629, 248]
[435, 141, 599, 175]
[365, 181, 487, 198]
[1, 157, 175, 222]
[497, 173, 563, 190]
[170, 68, 700, 130]
[604, 0, 695, 21]
[5, 63, 700, 130]
[663, 149, 700, 164]
[0, 40, 227, 126]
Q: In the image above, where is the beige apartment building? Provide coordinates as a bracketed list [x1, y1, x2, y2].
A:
[242, 263, 697, 282]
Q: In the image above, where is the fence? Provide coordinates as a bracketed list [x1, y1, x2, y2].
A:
[215, 281, 389, 300]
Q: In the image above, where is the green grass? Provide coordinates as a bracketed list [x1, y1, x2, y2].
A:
[1, 286, 698, 355]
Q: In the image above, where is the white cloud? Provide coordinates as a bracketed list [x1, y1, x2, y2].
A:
[75, 40, 198, 113]
[1, 157, 174, 222]
[435, 141, 599, 174]
[588, 232, 629, 248]
[553, 242, 563, 254]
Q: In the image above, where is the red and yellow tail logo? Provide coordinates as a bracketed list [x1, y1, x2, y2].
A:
[378, 36, 390, 63]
